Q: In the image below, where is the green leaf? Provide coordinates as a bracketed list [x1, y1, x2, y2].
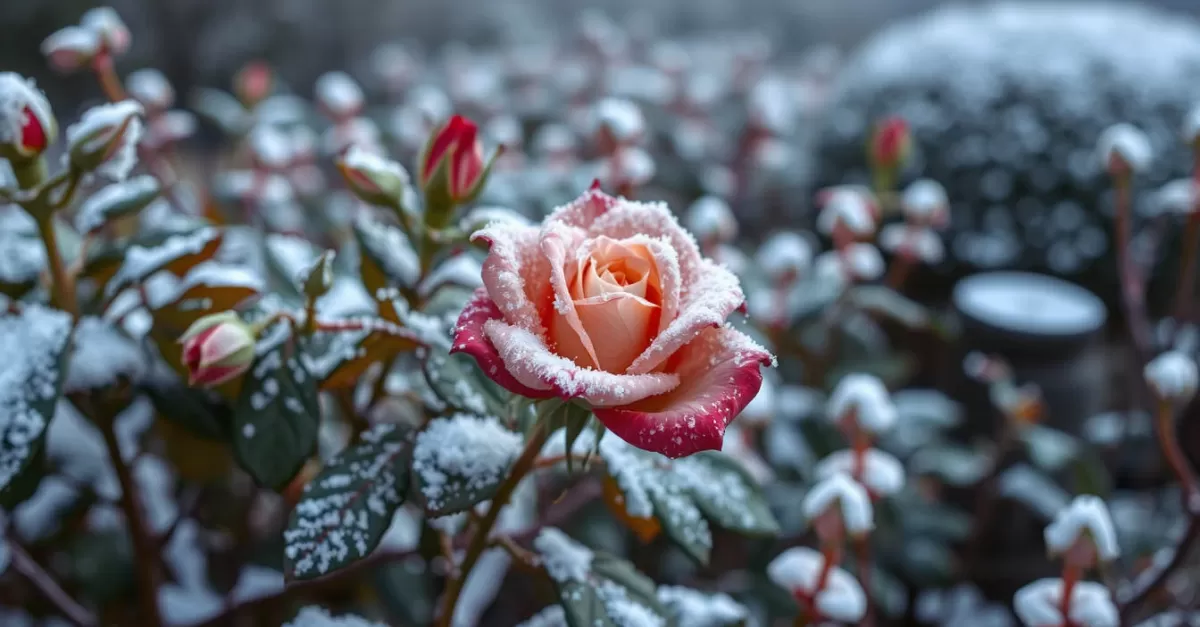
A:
[559, 580, 615, 627]
[536, 530, 670, 627]
[423, 351, 512, 417]
[649, 481, 712, 564]
[67, 529, 135, 604]
[140, 373, 232, 441]
[307, 322, 422, 390]
[0, 306, 72, 508]
[232, 326, 321, 490]
[412, 415, 523, 516]
[562, 404, 592, 475]
[283, 424, 410, 580]
[354, 214, 419, 290]
[74, 175, 160, 235]
[104, 227, 223, 300]
[676, 452, 780, 537]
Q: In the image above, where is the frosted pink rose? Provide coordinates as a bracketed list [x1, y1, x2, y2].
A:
[452, 188, 773, 458]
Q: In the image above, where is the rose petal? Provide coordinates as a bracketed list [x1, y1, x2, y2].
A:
[611, 234, 680, 338]
[627, 260, 743, 375]
[189, 364, 247, 387]
[594, 325, 773, 458]
[545, 187, 619, 230]
[543, 227, 601, 369]
[483, 318, 679, 407]
[586, 198, 704, 285]
[473, 223, 552, 338]
[574, 292, 658, 373]
[451, 288, 556, 399]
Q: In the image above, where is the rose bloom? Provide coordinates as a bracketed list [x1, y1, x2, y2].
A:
[453, 188, 774, 458]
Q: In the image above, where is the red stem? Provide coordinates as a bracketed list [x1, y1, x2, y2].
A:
[1113, 177, 1154, 364]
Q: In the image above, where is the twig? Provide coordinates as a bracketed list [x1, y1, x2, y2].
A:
[1119, 518, 1200, 620]
[1113, 176, 1154, 364]
[6, 539, 97, 627]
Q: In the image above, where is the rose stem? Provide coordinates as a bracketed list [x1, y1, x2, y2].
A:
[1113, 174, 1154, 363]
[857, 535, 875, 627]
[1173, 159, 1200, 323]
[434, 422, 551, 627]
[36, 214, 78, 317]
[1058, 560, 1080, 623]
[884, 228, 916, 290]
[1155, 400, 1200, 507]
[5, 538, 97, 626]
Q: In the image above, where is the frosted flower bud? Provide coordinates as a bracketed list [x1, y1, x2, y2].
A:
[127, 69, 175, 112]
[337, 144, 411, 208]
[686, 196, 738, 245]
[802, 472, 874, 537]
[814, 244, 885, 288]
[0, 73, 56, 161]
[815, 448, 905, 498]
[901, 179, 950, 227]
[80, 7, 131, 56]
[1156, 178, 1200, 216]
[1097, 123, 1152, 176]
[1144, 350, 1198, 403]
[145, 110, 196, 149]
[249, 123, 294, 170]
[234, 61, 273, 108]
[1044, 495, 1119, 564]
[315, 71, 365, 120]
[591, 97, 645, 145]
[817, 185, 879, 236]
[879, 224, 945, 265]
[601, 146, 656, 188]
[41, 26, 101, 74]
[178, 311, 257, 388]
[1013, 579, 1117, 627]
[323, 117, 383, 157]
[767, 547, 866, 624]
[827, 373, 897, 435]
[756, 231, 812, 283]
[65, 100, 143, 180]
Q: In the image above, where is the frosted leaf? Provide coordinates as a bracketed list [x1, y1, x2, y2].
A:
[848, 285, 932, 329]
[284, 424, 409, 579]
[1097, 123, 1152, 173]
[902, 179, 950, 225]
[65, 100, 144, 181]
[249, 124, 294, 169]
[596, 580, 666, 627]
[412, 414, 522, 515]
[0, 305, 71, 496]
[0, 73, 54, 150]
[146, 261, 263, 311]
[1044, 495, 1120, 562]
[600, 147, 656, 186]
[105, 227, 221, 299]
[1145, 351, 1198, 403]
[284, 606, 387, 627]
[998, 464, 1071, 519]
[685, 196, 737, 244]
[879, 225, 945, 264]
[74, 174, 160, 234]
[315, 72, 365, 119]
[756, 231, 812, 281]
[815, 448, 905, 497]
[1014, 579, 1117, 627]
[266, 234, 318, 281]
[767, 547, 867, 623]
[817, 186, 878, 236]
[515, 606, 568, 627]
[64, 316, 145, 392]
[814, 245, 883, 287]
[460, 206, 532, 234]
[802, 472, 874, 535]
[534, 527, 594, 583]
[0, 226, 46, 288]
[419, 254, 483, 298]
[590, 98, 645, 142]
[127, 69, 174, 110]
[354, 213, 419, 288]
[828, 373, 897, 434]
[656, 586, 747, 627]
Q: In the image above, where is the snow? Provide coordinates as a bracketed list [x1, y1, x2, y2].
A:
[249, 123, 294, 169]
[916, 585, 1014, 627]
[355, 214, 420, 287]
[880, 225, 945, 264]
[315, 72, 365, 118]
[0, 305, 71, 491]
[656, 586, 747, 627]
[106, 227, 219, 298]
[827, 373, 897, 434]
[64, 316, 145, 392]
[802, 472, 874, 535]
[533, 527, 594, 583]
[817, 186, 877, 236]
[596, 580, 666, 627]
[756, 231, 812, 281]
[1156, 178, 1200, 216]
[0, 227, 46, 286]
[953, 271, 1106, 336]
[901, 179, 949, 224]
[127, 69, 174, 109]
[74, 174, 159, 234]
[515, 606, 567, 627]
[79, 7, 130, 54]
[1044, 495, 1120, 562]
[41, 27, 100, 66]
[1097, 123, 1152, 173]
[1144, 350, 1199, 402]
[685, 196, 737, 244]
[767, 547, 867, 623]
[65, 100, 144, 181]
[266, 234, 318, 279]
[0, 73, 53, 151]
[420, 254, 483, 298]
[1013, 579, 1117, 627]
[412, 414, 523, 512]
[591, 98, 645, 141]
[814, 245, 884, 287]
[284, 607, 387, 627]
[998, 464, 1071, 519]
[815, 449, 905, 497]
[342, 144, 410, 191]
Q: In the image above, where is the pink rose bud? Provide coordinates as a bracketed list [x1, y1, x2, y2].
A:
[420, 114, 498, 208]
[178, 311, 257, 388]
[41, 26, 101, 74]
[235, 61, 274, 108]
[80, 7, 132, 57]
[0, 73, 57, 161]
[869, 116, 910, 170]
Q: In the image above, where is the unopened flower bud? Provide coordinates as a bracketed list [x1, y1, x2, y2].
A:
[337, 144, 411, 209]
[80, 7, 131, 57]
[127, 68, 175, 113]
[315, 71, 364, 121]
[1145, 350, 1198, 404]
[298, 250, 336, 301]
[65, 100, 143, 180]
[802, 472, 874, 539]
[1044, 495, 1119, 566]
[869, 116, 911, 170]
[1097, 123, 1152, 177]
[178, 311, 257, 387]
[0, 73, 56, 161]
[234, 61, 274, 108]
[420, 114, 499, 216]
[41, 27, 101, 74]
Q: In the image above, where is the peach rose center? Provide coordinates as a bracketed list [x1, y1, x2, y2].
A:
[550, 236, 663, 373]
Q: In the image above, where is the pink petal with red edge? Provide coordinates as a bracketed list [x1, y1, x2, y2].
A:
[595, 325, 773, 459]
[627, 260, 744, 375]
[451, 289, 556, 399]
[190, 364, 248, 387]
[482, 318, 678, 407]
[472, 223, 553, 338]
[545, 188, 619, 230]
[587, 198, 705, 284]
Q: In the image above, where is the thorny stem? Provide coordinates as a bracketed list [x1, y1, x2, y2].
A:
[6, 538, 98, 626]
[1155, 400, 1200, 508]
[435, 422, 551, 627]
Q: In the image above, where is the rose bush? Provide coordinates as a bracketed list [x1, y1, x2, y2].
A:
[452, 186, 774, 458]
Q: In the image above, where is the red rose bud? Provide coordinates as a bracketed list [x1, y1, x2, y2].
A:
[41, 26, 101, 74]
[870, 116, 910, 170]
[235, 61, 274, 108]
[0, 73, 57, 161]
[178, 311, 257, 388]
[419, 114, 501, 214]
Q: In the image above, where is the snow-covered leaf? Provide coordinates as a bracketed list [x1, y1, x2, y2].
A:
[422, 351, 511, 417]
[0, 306, 72, 508]
[74, 175, 160, 235]
[283, 424, 410, 580]
[412, 414, 523, 516]
[140, 372, 231, 442]
[678, 452, 780, 537]
[656, 585, 747, 627]
[1019, 425, 1080, 472]
[354, 214, 419, 293]
[233, 327, 321, 490]
[305, 319, 422, 390]
[104, 227, 223, 300]
[150, 262, 263, 327]
[64, 316, 145, 392]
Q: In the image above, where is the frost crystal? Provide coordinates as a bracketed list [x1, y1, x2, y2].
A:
[65, 100, 144, 181]
[1044, 495, 1120, 562]
[1144, 351, 1199, 402]
[1097, 123, 1152, 173]
[767, 547, 867, 623]
[802, 472, 874, 535]
[0, 306, 71, 489]
[827, 373, 897, 434]
[1013, 579, 1117, 627]
[412, 414, 522, 511]
[64, 316, 145, 392]
[656, 586, 747, 627]
[533, 527, 593, 583]
[815, 448, 905, 497]
[284, 607, 387, 627]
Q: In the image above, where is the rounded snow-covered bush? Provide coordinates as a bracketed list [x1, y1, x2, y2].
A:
[812, 2, 1200, 302]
